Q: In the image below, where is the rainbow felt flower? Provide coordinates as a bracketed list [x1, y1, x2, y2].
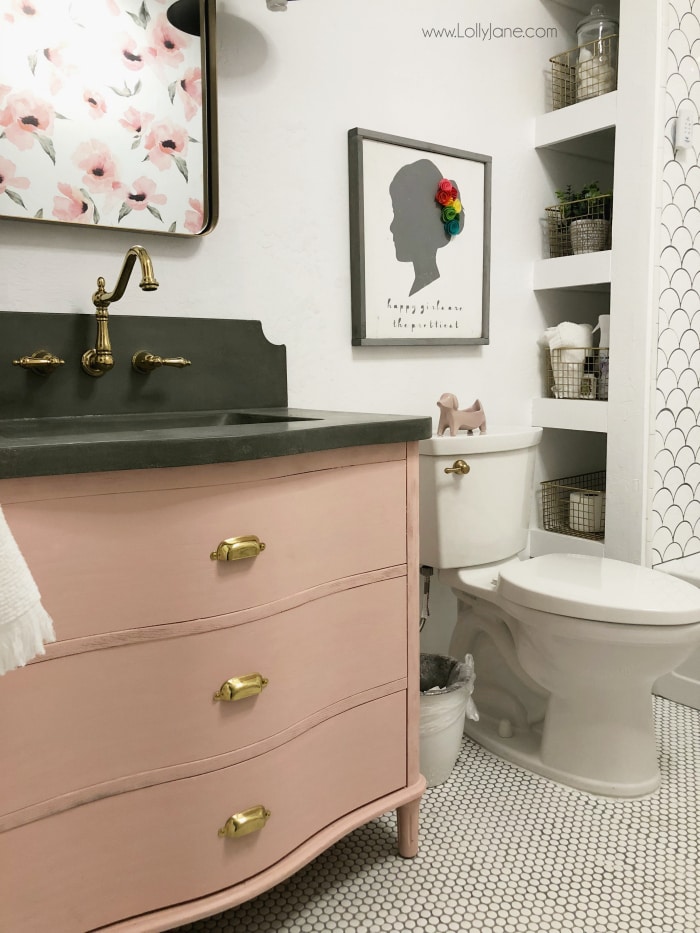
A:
[435, 177, 462, 237]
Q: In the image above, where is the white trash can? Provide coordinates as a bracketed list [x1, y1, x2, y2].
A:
[419, 653, 478, 787]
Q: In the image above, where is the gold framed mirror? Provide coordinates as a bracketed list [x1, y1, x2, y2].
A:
[0, 0, 217, 236]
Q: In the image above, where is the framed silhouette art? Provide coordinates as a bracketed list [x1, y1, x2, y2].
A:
[348, 128, 491, 346]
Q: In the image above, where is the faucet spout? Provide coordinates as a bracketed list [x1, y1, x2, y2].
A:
[82, 246, 159, 377]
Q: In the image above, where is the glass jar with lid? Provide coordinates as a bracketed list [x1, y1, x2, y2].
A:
[576, 4, 618, 101]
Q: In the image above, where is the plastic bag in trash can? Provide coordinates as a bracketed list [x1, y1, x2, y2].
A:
[419, 653, 479, 787]
[420, 653, 479, 727]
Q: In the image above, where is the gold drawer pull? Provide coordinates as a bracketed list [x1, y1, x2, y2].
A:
[210, 535, 266, 562]
[214, 673, 269, 702]
[218, 805, 271, 839]
[444, 459, 470, 475]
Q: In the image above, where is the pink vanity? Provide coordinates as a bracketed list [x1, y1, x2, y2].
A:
[0, 314, 430, 931]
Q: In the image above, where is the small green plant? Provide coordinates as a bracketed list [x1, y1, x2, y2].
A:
[555, 182, 611, 220]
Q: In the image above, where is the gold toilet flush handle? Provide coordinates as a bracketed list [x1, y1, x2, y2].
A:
[218, 805, 271, 839]
[444, 459, 471, 475]
[210, 535, 266, 562]
[12, 350, 65, 375]
[214, 673, 269, 702]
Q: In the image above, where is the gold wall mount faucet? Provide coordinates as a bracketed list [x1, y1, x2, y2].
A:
[82, 246, 159, 377]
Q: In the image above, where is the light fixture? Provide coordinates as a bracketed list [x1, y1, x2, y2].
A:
[166, 0, 200, 36]
[266, 0, 299, 10]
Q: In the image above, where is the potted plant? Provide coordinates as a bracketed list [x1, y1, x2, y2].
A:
[553, 182, 612, 255]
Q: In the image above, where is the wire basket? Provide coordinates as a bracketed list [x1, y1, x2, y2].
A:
[541, 471, 606, 540]
[550, 34, 618, 110]
[545, 194, 612, 258]
[547, 346, 609, 400]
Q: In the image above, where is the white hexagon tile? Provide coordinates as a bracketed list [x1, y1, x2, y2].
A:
[172, 697, 698, 933]
[653, 0, 700, 565]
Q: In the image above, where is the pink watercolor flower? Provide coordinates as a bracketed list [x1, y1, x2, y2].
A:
[0, 156, 30, 196]
[118, 34, 145, 72]
[42, 45, 76, 94]
[52, 182, 95, 223]
[184, 198, 204, 234]
[144, 119, 188, 170]
[148, 14, 186, 67]
[119, 106, 153, 135]
[11, 0, 41, 17]
[106, 0, 121, 14]
[0, 91, 54, 150]
[177, 67, 202, 122]
[83, 90, 107, 119]
[124, 176, 167, 212]
[73, 139, 121, 194]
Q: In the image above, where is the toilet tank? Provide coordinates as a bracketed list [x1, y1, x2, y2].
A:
[419, 427, 542, 569]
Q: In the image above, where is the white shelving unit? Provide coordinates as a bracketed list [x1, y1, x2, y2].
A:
[531, 89, 616, 555]
[531, 0, 663, 565]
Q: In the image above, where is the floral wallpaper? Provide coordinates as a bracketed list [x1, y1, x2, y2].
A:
[0, 0, 208, 235]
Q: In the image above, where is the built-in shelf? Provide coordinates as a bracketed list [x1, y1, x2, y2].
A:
[532, 398, 608, 432]
[533, 250, 612, 291]
[535, 92, 617, 151]
[529, 528, 605, 558]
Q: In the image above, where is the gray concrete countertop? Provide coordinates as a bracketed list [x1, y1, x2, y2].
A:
[0, 408, 433, 479]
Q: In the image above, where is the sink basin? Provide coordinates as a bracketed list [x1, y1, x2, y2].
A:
[0, 410, 317, 440]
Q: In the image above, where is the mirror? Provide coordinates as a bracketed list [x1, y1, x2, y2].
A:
[0, 0, 217, 236]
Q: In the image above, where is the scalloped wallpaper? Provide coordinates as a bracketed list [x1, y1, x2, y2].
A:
[651, 0, 700, 566]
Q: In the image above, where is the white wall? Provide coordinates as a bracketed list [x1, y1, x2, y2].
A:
[0, 0, 581, 652]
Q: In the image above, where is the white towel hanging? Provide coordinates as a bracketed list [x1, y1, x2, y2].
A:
[0, 507, 55, 675]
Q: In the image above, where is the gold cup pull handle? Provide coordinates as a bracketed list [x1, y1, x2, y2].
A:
[210, 535, 266, 562]
[214, 673, 269, 702]
[218, 805, 271, 839]
[444, 459, 471, 475]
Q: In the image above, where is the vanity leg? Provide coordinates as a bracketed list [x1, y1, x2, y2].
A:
[396, 798, 420, 857]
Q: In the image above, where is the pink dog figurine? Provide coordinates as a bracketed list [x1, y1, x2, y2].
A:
[436, 394, 487, 436]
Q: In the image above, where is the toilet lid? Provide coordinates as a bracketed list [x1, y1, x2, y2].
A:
[497, 554, 700, 625]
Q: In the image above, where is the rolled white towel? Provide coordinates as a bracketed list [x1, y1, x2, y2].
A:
[543, 323, 593, 399]
[0, 507, 55, 676]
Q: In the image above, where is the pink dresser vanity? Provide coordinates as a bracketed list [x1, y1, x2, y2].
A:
[0, 441, 425, 931]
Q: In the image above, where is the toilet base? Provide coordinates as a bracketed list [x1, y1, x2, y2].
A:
[463, 714, 661, 798]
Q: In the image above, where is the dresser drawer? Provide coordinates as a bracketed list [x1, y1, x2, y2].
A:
[1, 577, 407, 816]
[5, 458, 407, 640]
[0, 692, 407, 933]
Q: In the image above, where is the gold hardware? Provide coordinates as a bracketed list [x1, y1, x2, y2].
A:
[210, 535, 266, 562]
[12, 350, 65, 375]
[82, 246, 159, 377]
[214, 673, 269, 702]
[218, 805, 271, 839]
[444, 459, 471, 475]
[131, 351, 192, 374]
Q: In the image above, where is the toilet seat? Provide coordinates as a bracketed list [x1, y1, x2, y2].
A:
[497, 553, 700, 626]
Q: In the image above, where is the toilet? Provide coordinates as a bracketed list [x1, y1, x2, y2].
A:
[419, 427, 700, 798]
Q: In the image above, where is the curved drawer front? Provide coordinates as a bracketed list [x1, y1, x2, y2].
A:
[0, 693, 407, 933]
[4, 457, 407, 640]
[1, 578, 407, 816]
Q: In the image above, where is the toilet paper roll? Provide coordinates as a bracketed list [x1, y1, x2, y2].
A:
[569, 490, 605, 534]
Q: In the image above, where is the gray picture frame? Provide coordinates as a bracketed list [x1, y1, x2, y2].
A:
[348, 128, 491, 346]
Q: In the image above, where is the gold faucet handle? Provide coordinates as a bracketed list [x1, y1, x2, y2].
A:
[131, 351, 192, 374]
[12, 350, 65, 375]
